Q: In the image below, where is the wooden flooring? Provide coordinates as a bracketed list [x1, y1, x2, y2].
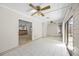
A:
[19, 35, 32, 45]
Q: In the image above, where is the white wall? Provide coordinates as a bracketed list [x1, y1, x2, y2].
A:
[42, 22, 48, 37]
[0, 6, 20, 53]
[32, 19, 43, 40]
[47, 23, 59, 36]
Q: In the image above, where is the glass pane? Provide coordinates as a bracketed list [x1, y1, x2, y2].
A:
[67, 17, 73, 51]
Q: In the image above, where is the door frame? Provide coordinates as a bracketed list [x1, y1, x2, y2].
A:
[65, 15, 73, 49]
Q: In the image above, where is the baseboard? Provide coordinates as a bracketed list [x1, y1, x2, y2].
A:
[47, 35, 61, 37]
[0, 45, 19, 56]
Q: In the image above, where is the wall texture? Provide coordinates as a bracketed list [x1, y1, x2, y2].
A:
[32, 19, 43, 40]
[0, 6, 20, 53]
[47, 23, 59, 36]
[73, 14, 79, 55]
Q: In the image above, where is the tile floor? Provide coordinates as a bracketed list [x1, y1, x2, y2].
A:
[2, 37, 69, 56]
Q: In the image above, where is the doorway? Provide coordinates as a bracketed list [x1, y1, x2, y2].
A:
[19, 20, 32, 45]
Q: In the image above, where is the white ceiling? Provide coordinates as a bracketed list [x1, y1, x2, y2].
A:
[0, 3, 72, 23]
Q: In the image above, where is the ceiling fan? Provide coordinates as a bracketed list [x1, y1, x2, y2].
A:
[29, 4, 50, 16]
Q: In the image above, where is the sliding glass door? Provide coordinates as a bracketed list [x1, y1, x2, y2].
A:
[65, 16, 73, 51]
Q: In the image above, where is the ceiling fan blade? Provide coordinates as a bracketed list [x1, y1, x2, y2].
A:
[31, 12, 37, 16]
[41, 5, 50, 11]
[39, 12, 44, 16]
[29, 4, 37, 10]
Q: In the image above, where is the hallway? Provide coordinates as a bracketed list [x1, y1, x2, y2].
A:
[2, 37, 69, 56]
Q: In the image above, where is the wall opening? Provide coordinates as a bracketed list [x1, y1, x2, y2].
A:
[19, 19, 32, 46]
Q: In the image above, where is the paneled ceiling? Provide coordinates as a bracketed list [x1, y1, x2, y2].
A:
[0, 3, 72, 23]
